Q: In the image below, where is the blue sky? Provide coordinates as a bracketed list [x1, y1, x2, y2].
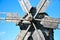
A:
[0, 0, 60, 40]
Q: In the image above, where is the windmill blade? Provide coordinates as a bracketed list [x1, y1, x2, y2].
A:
[18, 0, 32, 14]
[35, 18, 59, 29]
[0, 12, 20, 23]
[36, 0, 50, 13]
[5, 13, 20, 23]
[39, 0, 50, 13]
[32, 23, 45, 40]
[34, 0, 50, 18]
[40, 20, 58, 29]
[52, 18, 60, 24]
[22, 25, 31, 40]
[23, 0, 32, 12]
[35, 17, 60, 28]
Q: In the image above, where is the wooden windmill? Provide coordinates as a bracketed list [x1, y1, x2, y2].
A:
[0, 0, 60, 40]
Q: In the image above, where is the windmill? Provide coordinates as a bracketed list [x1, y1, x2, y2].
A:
[0, 0, 60, 40]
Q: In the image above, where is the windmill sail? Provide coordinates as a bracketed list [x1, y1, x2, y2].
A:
[36, 0, 50, 13]
[0, 12, 20, 23]
[18, 0, 32, 13]
[34, 0, 50, 18]
[5, 13, 20, 23]
[40, 17, 60, 28]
